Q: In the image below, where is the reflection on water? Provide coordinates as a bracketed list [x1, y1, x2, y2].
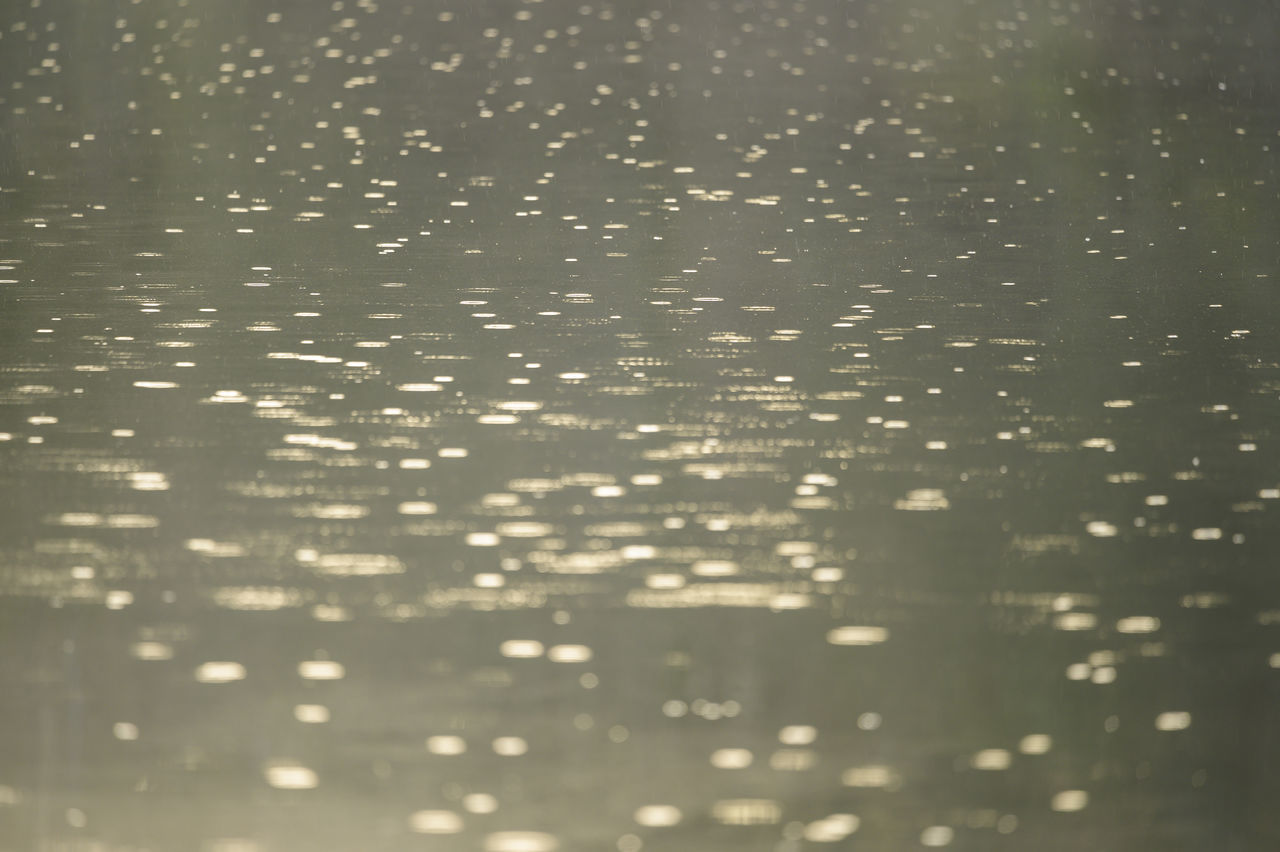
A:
[1, 0, 1279, 849]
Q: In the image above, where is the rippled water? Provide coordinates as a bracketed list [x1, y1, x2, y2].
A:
[2, 1, 1279, 850]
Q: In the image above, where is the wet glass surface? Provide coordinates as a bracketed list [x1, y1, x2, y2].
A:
[1, 1, 1279, 849]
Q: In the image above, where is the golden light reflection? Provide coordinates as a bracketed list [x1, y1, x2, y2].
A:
[408, 810, 463, 834]
[711, 799, 781, 826]
[194, 662, 246, 684]
[826, 626, 889, 646]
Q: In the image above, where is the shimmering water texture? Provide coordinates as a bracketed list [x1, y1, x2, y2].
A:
[1, 0, 1279, 850]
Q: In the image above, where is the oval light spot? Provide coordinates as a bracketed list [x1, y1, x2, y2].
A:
[1051, 790, 1089, 812]
[500, 640, 544, 659]
[297, 660, 344, 680]
[484, 831, 559, 852]
[426, 735, 467, 755]
[778, 725, 817, 745]
[709, 748, 753, 769]
[970, 749, 1012, 770]
[634, 805, 682, 827]
[547, 644, 592, 663]
[826, 626, 889, 646]
[463, 793, 498, 814]
[492, 736, 529, 756]
[804, 814, 859, 842]
[921, 825, 954, 847]
[263, 763, 318, 790]
[1155, 711, 1191, 731]
[1018, 734, 1052, 755]
[195, 661, 246, 683]
[408, 810, 463, 834]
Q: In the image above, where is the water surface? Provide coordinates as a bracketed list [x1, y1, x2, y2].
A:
[2, 1, 1279, 850]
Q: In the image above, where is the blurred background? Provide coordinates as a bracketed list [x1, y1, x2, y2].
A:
[1, 1, 1279, 849]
